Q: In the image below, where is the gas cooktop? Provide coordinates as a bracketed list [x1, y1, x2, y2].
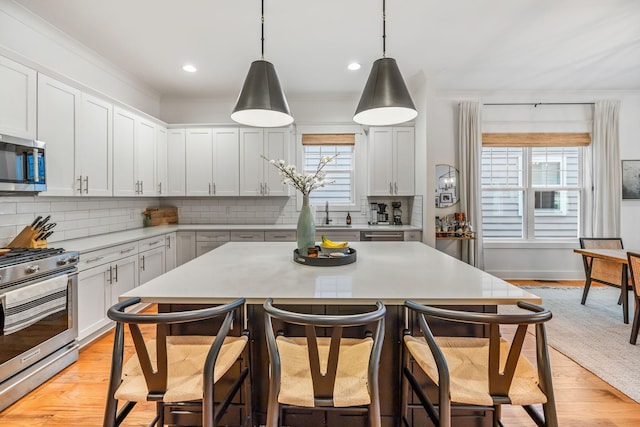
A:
[0, 248, 66, 268]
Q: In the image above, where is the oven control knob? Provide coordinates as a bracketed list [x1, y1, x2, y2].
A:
[25, 265, 40, 274]
[57, 259, 68, 266]
[67, 256, 79, 263]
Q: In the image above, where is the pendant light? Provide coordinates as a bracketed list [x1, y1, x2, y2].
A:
[231, 0, 293, 127]
[354, 0, 417, 126]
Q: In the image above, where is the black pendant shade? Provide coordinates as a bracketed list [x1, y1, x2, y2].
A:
[231, 59, 293, 127]
[353, 57, 417, 126]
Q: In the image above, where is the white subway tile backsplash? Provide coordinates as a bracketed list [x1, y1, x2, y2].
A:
[0, 203, 17, 215]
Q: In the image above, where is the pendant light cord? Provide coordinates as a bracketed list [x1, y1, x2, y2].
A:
[382, 0, 386, 58]
[261, 0, 265, 59]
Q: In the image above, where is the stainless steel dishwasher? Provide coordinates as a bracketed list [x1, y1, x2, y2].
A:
[359, 230, 405, 241]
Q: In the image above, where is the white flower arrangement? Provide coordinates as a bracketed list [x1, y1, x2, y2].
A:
[261, 154, 337, 196]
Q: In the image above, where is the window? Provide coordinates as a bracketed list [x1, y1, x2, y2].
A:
[481, 145, 582, 239]
[301, 134, 356, 206]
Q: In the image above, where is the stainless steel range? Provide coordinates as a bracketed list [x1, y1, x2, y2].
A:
[0, 247, 79, 411]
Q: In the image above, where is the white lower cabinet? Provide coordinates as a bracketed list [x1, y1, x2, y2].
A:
[176, 231, 197, 266]
[139, 245, 166, 285]
[196, 231, 229, 257]
[77, 250, 138, 343]
[165, 232, 177, 271]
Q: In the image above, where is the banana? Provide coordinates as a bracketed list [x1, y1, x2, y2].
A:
[321, 235, 348, 248]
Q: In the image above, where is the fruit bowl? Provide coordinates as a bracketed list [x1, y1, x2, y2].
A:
[320, 244, 349, 254]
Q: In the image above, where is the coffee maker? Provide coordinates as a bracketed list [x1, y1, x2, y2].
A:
[369, 202, 378, 225]
[392, 201, 402, 225]
[377, 203, 389, 224]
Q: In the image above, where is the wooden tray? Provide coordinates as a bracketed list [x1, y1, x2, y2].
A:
[293, 247, 356, 267]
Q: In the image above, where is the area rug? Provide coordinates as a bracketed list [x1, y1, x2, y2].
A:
[500, 286, 640, 403]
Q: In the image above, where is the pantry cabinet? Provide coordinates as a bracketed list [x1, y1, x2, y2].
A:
[185, 128, 239, 196]
[0, 56, 36, 139]
[239, 128, 290, 196]
[37, 74, 80, 196]
[368, 127, 415, 196]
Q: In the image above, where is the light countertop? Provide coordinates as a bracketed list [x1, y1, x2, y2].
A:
[58, 224, 422, 253]
[120, 241, 540, 306]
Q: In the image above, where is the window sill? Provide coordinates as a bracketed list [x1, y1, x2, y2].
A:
[483, 240, 579, 249]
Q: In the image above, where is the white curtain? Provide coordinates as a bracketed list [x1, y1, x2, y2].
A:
[458, 101, 483, 268]
[585, 100, 621, 237]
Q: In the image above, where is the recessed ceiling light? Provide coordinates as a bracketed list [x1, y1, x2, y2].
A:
[347, 62, 361, 71]
[182, 64, 197, 73]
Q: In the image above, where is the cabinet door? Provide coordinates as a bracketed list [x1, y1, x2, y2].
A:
[212, 128, 240, 196]
[0, 56, 36, 139]
[165, 232, 177, 271]
[139, 246, 166, 285]
[368, 127, 394, 196]
[113, 107, 137, 196]
[136, 118, 156, 196]
[167, 129, 186, 196]
[77, 263, 110, 341]
[185, 128, 213, 196]
[156, 126, 168, 196]
[109, 255, 139, 306]
[176, 231, 197, 266]
[263, 129, 290, 196]
[37, 74, 80, 196]
[393, 127, 415, 195]
[239, 128, 264, 196]
[196, 241, 225, 257]
[77, 93, 112, 196]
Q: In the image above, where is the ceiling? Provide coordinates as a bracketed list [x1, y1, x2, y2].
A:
[13, 0, 640, 101]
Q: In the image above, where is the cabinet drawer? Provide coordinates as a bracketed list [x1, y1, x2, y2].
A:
[196, 231, 230, 242]
[264, 230, 296, 242]
[78, 242, 138, 271]
[138, 235, 166, 252]
[404, 231, 422, 241]
[230, 231, 265, 242]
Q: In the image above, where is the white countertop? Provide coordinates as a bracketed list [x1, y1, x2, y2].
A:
[58, 224, 421, 253]
[120, 241, 540, 306]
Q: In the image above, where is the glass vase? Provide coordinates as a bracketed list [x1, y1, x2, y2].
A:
[297, 194, 316, 255]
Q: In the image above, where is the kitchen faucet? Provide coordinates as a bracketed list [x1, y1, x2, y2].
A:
[325, 201, 332, 225]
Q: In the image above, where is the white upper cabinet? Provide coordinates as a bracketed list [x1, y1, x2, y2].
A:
[113, 107, 137, 196]
[136, 117, 156, 196]
[156, 126, 167, 196]
[239, 128, 290, 196]
[185, 128, 239, 196]
[368, 127, 415, 196]
[167, 129, 186, 196]
[0, 56, 36, 139]
[77, 93, 112, 196]
[113, 106, 157, 196]
[185, 128, 213, 196]
[37, 74, 80, 196]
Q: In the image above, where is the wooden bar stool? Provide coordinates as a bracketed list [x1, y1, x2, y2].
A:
[402, 301, 558, 427]
[263, 298, 386, 427]
[103, 297, 251, 427]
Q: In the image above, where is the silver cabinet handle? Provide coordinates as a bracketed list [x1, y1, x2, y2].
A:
[259, 182, 264, 195]
[86, 256, 105, 263]
[140, 181, 144, 194]
[77, 175, 83, 193]
[120, 248, 135, 254]
[84, 176, 89, 194]
[158, 182, 162, 194]
[114, 264, 118, 282]
[363, 233, 404, 238]
[264, 183, 269, 196]
[166, 235, 171, 249]
[209, 183, 212, 195]
[389, 182, 393, 194]
[108, 265, 113, 284]
[148, 240, 161, 246]
[213, 182, 216, 195]
[140, 255, 145, 271]
[135, 181, 140, 194]
[394, 182, 398, 195]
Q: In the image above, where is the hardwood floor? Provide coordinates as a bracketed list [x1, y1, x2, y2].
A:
[1, 282, 639, 426]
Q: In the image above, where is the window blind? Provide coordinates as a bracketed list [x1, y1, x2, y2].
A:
[482, 132, 591, 147]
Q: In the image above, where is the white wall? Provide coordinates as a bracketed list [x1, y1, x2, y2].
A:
[0, 1, 160, 117]
[425, 90, 640, 279]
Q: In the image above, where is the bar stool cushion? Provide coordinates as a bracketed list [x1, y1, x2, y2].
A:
[404, 335, 547, 406]
[114, 335, 247, 403]
[276, 336, 373, 408]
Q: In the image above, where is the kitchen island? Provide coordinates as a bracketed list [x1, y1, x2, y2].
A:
[120, 242, 540, 426]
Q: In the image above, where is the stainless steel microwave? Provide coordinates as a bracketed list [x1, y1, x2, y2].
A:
[0, 134, 46, 193]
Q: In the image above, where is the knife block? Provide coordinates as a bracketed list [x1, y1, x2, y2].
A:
[7, 226, 47, 249]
